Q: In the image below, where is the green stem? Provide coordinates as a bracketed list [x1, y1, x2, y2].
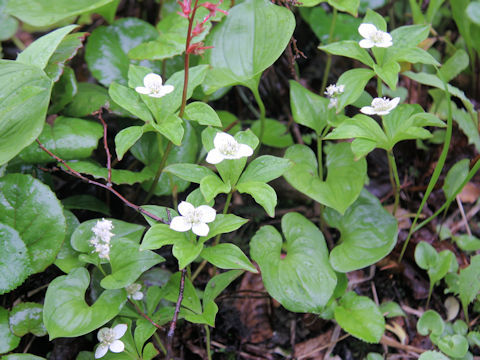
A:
[317, 136, 323, 180]
[153, 332, 167, 355]
[205, 325, 212, 360]
[97, 264, 107, 276]
[320, 7, 338, 95]
[12, 35, 26, 51]
[426, 283, 433, 308]
[143, 141, 173, 204]
[399, 69, 453, 262]
[387, 150, 401, 214]
[377, 77, 383, 98]
[252, 87, 266, 155]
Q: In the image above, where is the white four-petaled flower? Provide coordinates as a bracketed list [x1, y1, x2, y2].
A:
[206, 132, 253, 164]
[358, 23, 393, 48]
[324, 83, 345, 109]
[125, 283, 143, 301]
[360, 97, 400, 116]
[170, 201, 216, 237]
[135, 73, 174, 98]
[95, 324, 127, 359]
[90, 219, 114, 260]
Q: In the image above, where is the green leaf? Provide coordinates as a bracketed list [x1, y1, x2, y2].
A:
[0, 60, 52, 165]
[454, 234, 480, 252]
[437, 334, 469, 358]
[320, 41, 374, 68]
[236, 181, 277, 217]
[467, 2, 480, 25]
[334, 291, 385, 343]
[44, 32, 87, 81]
[238, 155, 292, 184]
[379, 301, 406, 318]
[54, 210, 84, 273]
[185, 102, 222, 127]
[390, 47, 440, 66]
[440, 49, 469, 83]
[417, 310, 444, 336]
[203, 270, 244, 304]
[181, 301, 218, 326]
[374, 61, 400, 90]
[85, 18, 158, 86]
[335, 68, 375, 110]
[172, 237, 204, 269]
[145, 114, 184, 146]
[9, 303, 46, 337]
[109, 82, 153, 122]
[62, 196, 110, 216]
[49, 67, 77, 114]
[0, 223, 30, 295]
[328, 0, 359, 16]
[62, 82, 109, 117]
[201, 244, 257, 272]
[17, 117, 103, 164]
[289, 80, 328, 134]
[200, 175, 231, 202]
[202, 0, 295, 93]
[325, 189, 398, 272]
[199, 214, 248, 242]
[1, 355, 45, 360]
[250, 212, 337, 313]
[390, 24, 429, 48]
[0, 306, 20, 354]
[100, 239, 164, 289]
[0, 0, 18, 41]
[140, 224, 186, 251]
[251, 119, 293, 148]
[43, 268, 126, 339]
[115, 126, 144, 161]
[158, 272, 201, 314]
[418, 351, 450, 360]
[363, 9, 386, 31]
[164, 164, 215, 184]
[0, 174, 66, 274]
[6, 0, 114, 26]
[415, 242, 439, 270]
[284, 142, 367, 214]
[65, 160, 155, 185]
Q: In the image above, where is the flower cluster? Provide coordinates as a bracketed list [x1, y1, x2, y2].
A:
[95, 324, 127, 359]
[125, 283, 143, 301]
[135, 73, 174, 98]
[170, 201, 216, 237]
[90, 219, 114, 260]
[360, 97, 400, 115]
[324, 83, 345, 109]
[206, 132, 253, 164]
[358, 23, 392, 48]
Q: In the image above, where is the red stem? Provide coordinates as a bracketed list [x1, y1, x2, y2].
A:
[166, 268, 187, 358]
[96, 110, 112, 186]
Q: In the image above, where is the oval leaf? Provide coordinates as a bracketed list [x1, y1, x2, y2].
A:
[201, 244, 257, 273]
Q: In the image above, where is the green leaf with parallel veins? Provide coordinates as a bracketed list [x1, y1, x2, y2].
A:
[251, 118, 293, 148]
[328, 0, 359, 15]
[17, 117, 103, 164]
[203, 270, 244, 304]
[1, 355, 45, 360]
[9, 302, 46, 337]
[289, 80, 328, 134]
[0, 223, 29, 295]
[101, 238, 164, 289]
[16, 25, 78, 70]
[6, 0, 114, 26]
[44, 32, 87, 81]
[0, 174, 66, 274]
[181, 301, 218, 327]
[85, 18, 158, 86]
[440, 49, 469, 83]
[236, 181, 277, 217]
[390, 24, 429, 49]
[158, 272, 202, 314]
[199, 214, 249, 242]
[0, 306, 20, 354]
[145, 114, 184, 146]
[202, 0, 295, 93]
[251, 212, 337, 313]
[390, 47, 440, 66]
[49, 67, 77, 114]
[335, 68, 375, 110]
[109, 82, 153, 122]
[172, 237, 204, 269]
[200, 175, 231, 202]
[185, 102, 222, 127]
[54, 210, 84, 273]
[140, 224, 187, 251]
[374, 61, 400, 90]
[115, 126, 144, 161]
[319, 41, 374, 68]
[334, 291, 385, 343]
[165, 164, 216, 184]
[201, 244, 257, 272]
[62, 82, 109, 117]
[43, 268, 126, 339]
[325, 189, 398, 272]
[0, 0, 18, 41]
[239, 155, 292, 184]
[284, 142, 367, 214]
[0, 60, 52, 166]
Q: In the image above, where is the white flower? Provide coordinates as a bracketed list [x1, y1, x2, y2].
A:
[90, 219, 114, 260]
[135, 73, 174, 98]
[125, 283, 143, 301]
[205, 132, 253, 164]
[360, 97, 400, 116]
[358, 23, 393, 48]
[95, 324, 127, 359]
[324, 83, 345, 109]
[170, 201, 216, 237]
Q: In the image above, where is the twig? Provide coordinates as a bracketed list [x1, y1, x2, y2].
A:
[380, 335, 425, 354]
[94, 109, 112, 186]
[455, 195, 472, 236]
[36, 140, 168, 224]
[128, 299, 165, 331]
[166, 268, 187, 359]
[296, 333, 350, 360]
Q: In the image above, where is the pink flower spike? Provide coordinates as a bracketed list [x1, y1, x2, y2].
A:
[177, 0, 191, 17]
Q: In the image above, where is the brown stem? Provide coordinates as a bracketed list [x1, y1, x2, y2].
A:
[166, 268, 187, 359]
[36, 140, 168, 224]
[95, 110, 112, 186]
[128, 299, 165, 331]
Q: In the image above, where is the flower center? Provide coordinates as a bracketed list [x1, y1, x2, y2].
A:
[371, 30, 386, 43]
[99, 329, 116, 345]
[218, 140, 239, 156]
[185, 209, 203, 225]
[372, 97, 391, 111]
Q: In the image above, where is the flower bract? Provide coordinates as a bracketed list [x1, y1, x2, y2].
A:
[170, 201, 216, 237]
[206, 132, 253, 164]
[135, 73, 174, 98]
[95, 324, 127, 359]
[358, 23, 393, 48]
[125, 283, 143, 300]
[360, 97, 400, 116]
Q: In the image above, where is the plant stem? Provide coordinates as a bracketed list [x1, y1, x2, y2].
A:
[387, 150, 401, 214]
[317, 136, 323, 180]
[251, 87, 266, 156]
[320, 7, 338, 95]
[144, 141, 173, 204]
[377, 77, 383, 97]
[153, 332, 167, 355]
[166, 268, 187, 359]
[205, 325, 212, 360]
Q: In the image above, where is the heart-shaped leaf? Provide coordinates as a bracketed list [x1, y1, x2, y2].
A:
[437, 334, 469, 358]
[9, 302, 46, 337]
[324, 189, 398, 272]
[251, 212, 337, 313]
[284, 142, 366, 214]
[0, 174, 66, 274]
[43, 267, 126, 339]
[0, 306, 20, 354]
